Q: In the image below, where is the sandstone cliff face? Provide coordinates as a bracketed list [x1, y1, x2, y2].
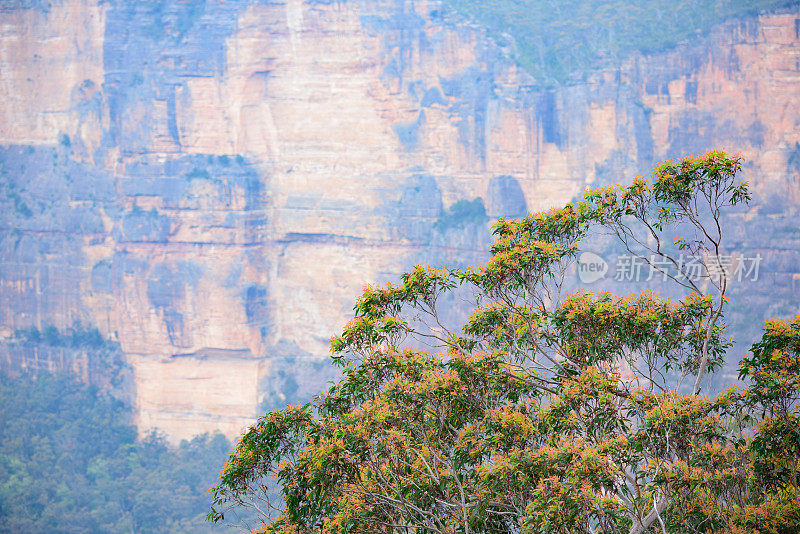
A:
[0, 0, 798, 442]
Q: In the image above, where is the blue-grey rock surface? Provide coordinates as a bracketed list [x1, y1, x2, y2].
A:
[0, 0, 798, 440]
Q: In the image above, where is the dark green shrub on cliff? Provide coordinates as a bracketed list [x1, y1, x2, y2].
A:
[15, 322, 105, 349]
[434, 197, 490, 231]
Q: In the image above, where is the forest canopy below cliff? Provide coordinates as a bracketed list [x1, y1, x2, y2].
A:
[0, 373, 232, 533]
[445, 0, 800, 84]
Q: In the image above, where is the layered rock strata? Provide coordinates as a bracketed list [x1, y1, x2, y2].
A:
[0, 0, 798, 441]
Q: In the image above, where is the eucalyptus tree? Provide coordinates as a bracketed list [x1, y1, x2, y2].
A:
[210, 152, 799, 533]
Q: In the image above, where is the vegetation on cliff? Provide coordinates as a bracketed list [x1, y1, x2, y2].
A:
[210, 151, 799, 533]
[434, 198, 490, 231]
[0, 373, 231, 533]
[445, 0, 800, 84]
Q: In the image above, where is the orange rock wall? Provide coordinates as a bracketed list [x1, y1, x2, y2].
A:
[0, 0, 798, 442]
